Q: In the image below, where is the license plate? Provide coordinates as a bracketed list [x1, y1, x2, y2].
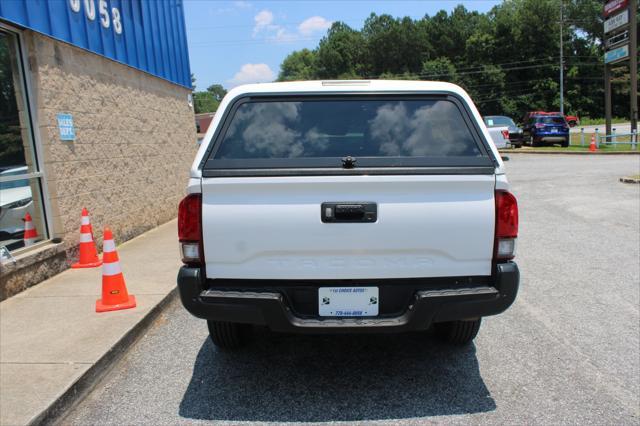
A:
[318, 287, 379, 317]
[551, 127, 558, 132]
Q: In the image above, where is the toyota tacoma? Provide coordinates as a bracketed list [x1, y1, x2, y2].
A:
[177, 80, 519, 349]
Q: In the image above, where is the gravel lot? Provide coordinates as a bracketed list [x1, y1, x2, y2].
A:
[64, 155, 640, 425]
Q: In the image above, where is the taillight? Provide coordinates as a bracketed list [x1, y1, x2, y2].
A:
[501, 129, 510, 139]
[534, 123, 545, 129]
[178, 193, 202, 265]
[494, 190, 518, 260]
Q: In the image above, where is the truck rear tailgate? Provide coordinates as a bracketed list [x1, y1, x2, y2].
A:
[201, 174, 495, 280]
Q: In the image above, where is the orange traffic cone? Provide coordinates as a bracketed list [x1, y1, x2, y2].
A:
[23, 213, 38, 247]
[589, 134, 597, 152]
[72, 208, 102, 268]
[96, 227, 136, 312]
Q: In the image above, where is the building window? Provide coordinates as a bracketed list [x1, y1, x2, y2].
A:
[0, 29, 48, 252]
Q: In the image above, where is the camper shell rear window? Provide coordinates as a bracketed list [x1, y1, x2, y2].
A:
[202, 94, 496, 177]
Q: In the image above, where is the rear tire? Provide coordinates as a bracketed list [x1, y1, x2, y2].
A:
[530, 136, 539, 147]
[435, 318, 482, 345]
[207, 321, 248, 349]
[561, 138, 569, 148]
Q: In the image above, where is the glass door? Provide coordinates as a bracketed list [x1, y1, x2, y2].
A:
[0, 29, 48, 252]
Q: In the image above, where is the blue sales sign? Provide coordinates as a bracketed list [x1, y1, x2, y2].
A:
[57, 113, 76, 141]
[604, 44, 629, 64]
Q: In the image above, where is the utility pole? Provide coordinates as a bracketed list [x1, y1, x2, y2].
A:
[605, 65, 612, 137]
[559, 0, 564, 116]
[630, 0, 638, 136]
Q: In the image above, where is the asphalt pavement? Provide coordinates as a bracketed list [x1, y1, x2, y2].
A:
[63, 155, 640, 425]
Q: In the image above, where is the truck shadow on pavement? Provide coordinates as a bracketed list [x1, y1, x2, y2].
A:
[178, 328, 495, 422]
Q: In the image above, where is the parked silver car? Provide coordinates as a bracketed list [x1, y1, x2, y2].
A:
[484, 115, 523, 147]
[0, 166, 34, 239]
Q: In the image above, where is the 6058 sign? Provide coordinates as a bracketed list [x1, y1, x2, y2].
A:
[68, 0, 123, 35]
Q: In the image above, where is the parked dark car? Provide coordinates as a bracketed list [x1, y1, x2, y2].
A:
[523, 111, 579, 127]
[522, 115, 570, 147]
[483, 115, 523, 147]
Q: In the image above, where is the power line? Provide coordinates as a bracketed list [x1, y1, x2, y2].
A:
[475, 89, 559, 104]
[406, 63, 565, 79]
[474, 86, 559, 100]
[187, 18, 362, 32]
[436, 77, 602, 100]
[364, 63, 554, 80]
[189, 37, 323, 47]
[365, 60, 603, 81]
[464, 78, 560, 90]
[427, 57, 557, 72]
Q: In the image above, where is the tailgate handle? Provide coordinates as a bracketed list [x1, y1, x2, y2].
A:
[321, 202, 377, 223]
[335, 204, 365, 219]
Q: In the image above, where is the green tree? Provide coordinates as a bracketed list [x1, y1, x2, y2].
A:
[192, 83, 228, 114]
[362, 14, 402, 75]
[565, 0, 603, 43]
[277, 0, 612, 119]
[278, 49, 317, 81]
[420, 57, 458, 82]
[206, 84, 227, 102]
[193, 91, 218, 114]
[315, 22, 365, 78]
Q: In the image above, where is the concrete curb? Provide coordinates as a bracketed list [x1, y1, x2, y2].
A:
[32, 288, 178, 426]
[619, 177, 640, 184]
[500, 150, 640, 155]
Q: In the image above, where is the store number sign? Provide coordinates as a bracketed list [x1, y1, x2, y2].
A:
[68, 0, 123, 34]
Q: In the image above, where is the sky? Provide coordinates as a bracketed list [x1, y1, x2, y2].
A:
[184, 0, 502, 90]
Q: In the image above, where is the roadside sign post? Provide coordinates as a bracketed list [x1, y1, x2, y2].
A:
[603, 0, 637, 138]
[605, 64, 612, 138]
[630, 0, 638, 137]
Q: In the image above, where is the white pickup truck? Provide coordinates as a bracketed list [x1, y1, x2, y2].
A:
[178, 80, 519, 349]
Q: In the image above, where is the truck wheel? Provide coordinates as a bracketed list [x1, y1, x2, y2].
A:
[561, 138, 569, 148]
[207, 321, 248, 349]
[435, 318, 482, 345]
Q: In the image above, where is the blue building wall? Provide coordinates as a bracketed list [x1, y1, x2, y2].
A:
[0, 0, 192, 88]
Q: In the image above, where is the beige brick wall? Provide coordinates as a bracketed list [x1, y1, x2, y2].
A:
[30, 32, 197, 247]
[0, 32, 197, 299]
